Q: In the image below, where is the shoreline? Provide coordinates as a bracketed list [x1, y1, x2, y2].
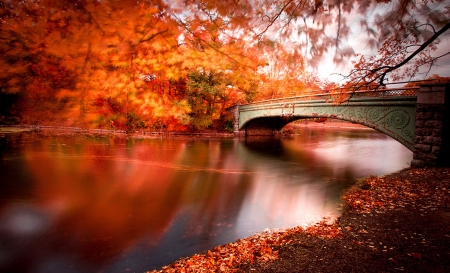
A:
[148, 167, 450, 273]
[0, 119, 371, 137]
[289, 120, 372, 130]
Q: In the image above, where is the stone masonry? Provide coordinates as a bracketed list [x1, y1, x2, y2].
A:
[411, 84, 450, 167]
[226, 105, 242, 136]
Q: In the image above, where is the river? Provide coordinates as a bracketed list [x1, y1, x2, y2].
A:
[0, 127, 412, 272]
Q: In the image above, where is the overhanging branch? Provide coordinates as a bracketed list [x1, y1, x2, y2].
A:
[371, 22, 450, 85]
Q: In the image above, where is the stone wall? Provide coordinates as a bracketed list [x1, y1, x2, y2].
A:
[412, 84, 450, 167]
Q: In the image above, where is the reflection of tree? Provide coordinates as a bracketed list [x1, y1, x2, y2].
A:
[242, 132, 359, 187]
[235, 135, 358, 230]
[0, 130, 401, 271]
[0, 133, 191, 271]
[0, 133, 261, 271]
[166, 140, 255, 245]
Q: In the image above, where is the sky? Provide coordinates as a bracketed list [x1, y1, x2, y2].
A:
[313, 2, 450, 85]
[316, 36, 450, 85]
[315, 38, 450, 83]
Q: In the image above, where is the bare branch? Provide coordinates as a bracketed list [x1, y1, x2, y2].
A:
[256, 0, 296, 38]
[139, 29, 169, 43]
[370, 22, 450, 85]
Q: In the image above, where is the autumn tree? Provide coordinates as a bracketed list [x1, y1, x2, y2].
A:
[1, 0, 179, 127]
[1, 0, 268, 130]
[179, 0, 449, 88]
[5, 0, 446, 129]
[186, 70, 222, 129]
[255, 41, 323, 100]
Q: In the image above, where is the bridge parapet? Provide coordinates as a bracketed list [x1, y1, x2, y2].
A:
[244, 87, 419, 106]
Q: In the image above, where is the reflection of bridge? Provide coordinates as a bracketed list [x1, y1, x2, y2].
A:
[228, 84, 449, 167]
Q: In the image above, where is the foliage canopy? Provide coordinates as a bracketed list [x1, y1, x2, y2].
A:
[1, 0, 448, 129]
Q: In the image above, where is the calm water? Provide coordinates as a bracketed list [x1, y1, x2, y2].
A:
[0, 127, 412, 272]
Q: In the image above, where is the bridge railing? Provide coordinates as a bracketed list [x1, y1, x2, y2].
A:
[241, 87, 419, 106]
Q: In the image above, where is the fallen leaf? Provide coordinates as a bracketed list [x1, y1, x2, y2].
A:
[388, 257, 398, 263]
[408, 252, 422, 259]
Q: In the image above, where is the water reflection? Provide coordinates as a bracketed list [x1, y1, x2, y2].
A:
[0, 128, 412, 272]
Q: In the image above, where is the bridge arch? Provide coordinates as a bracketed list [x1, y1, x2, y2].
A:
[241, 114, 411, 145]
[229, 84, 450, 167]
[235, 94, 417, 151]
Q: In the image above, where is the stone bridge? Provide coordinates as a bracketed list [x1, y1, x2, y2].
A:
[228, 84, 449, 167]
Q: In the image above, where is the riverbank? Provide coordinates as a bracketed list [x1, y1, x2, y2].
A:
[0, 119, 369, 138]
[285, 119, 371, 130]
[148, 167, 450, 273]
[0, 125, 235, 138]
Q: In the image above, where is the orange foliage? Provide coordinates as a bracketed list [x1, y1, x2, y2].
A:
[9, 0, 443, 129]
[0, 0, 269, 130]
[254, 43, 321, 100]
[0, 0, 301, 128]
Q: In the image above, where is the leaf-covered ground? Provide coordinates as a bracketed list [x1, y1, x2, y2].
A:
[148, 167, 450, 273]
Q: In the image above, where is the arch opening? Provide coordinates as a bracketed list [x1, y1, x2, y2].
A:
[240, 114, 414, 151]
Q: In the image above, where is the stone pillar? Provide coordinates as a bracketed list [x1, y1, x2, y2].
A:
[411, 84, 450, 167]
[226, 105, 243, 136]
